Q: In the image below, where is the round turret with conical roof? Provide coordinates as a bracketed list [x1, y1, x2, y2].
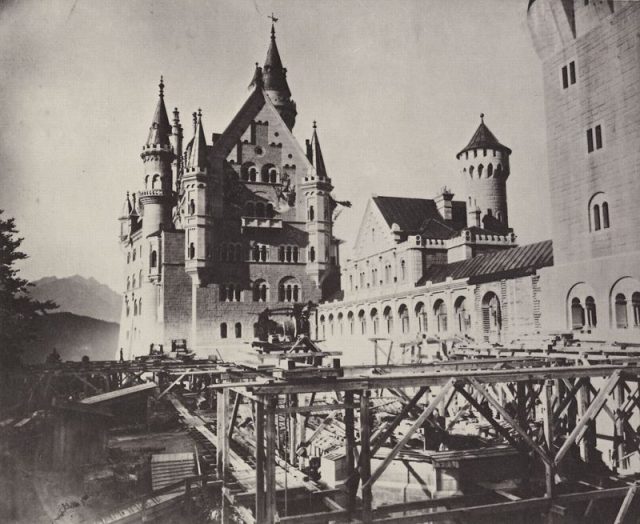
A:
[457, 114, 511, 233]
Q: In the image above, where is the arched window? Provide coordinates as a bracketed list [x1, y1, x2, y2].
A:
[602, 202, 610, 229]
[328, 314, 334, 337]
[358, 310, 366, 335]
[220, 323, 228, 339]
[571, 297, 585, 330]
[278, 277, 301, 303]
[481, 292, 501, 341]
[253, 244, 261, 262]
[615, 294, 628, 329]
[434, 300, 447, 333]
[337, 312, 344, 335]
[260, 245, 267, 262]
[126, 276, 130, 290]
[400, 260, 406, 281]
[138, 299, 142, 315]
[487, 164, 493, 177]
[309, 247, 316, 262]
[189, 243, 195, 259]
[320, 315, 326, 339]
[384, 306, 394, 334]
[585, 296, 597, 328]
[125, 300, 130, 317]
[152, 174, 160, 189]
[293, 247, 299, 263]
[189, 199, 196, 215]
[133, 300, 138, 316]
[347, 311, 354, 335]
[415, 302, 427, 333]
[249, 167, 257, 182]
[269, 168, 278, 184]
[253, 280, 268, 302]
[370, 309, 379, 335]
[398, 305, 409, 333]
[132, 274, 136, 288]
[454, 296, 469, 333]
[286, 246, 292, 262]
[127, 252, 131, 264]
[633, 292, 640, 327]
[256, 202, 265, 218]
[308, 205, 315, 221]
[235, 322, 242, 338]
[593, 204, 601, 231]
[246, 202, 255, 217]
[139, 269, 143, 287]
[266, 203, 274, 218]
[132, 249, 136, 261]
[150, 250, 157, 268]
[477, 164, 484, 177]
[241, 162, 255, 181]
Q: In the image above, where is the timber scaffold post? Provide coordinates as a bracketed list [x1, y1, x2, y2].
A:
[6, 347, 640, 523]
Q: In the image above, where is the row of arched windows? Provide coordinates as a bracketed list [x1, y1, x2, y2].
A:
[125, 297, 142, 317]
[614, 293, 640, 329]
[348, 260, 405, 291]
[241, 162, 279, 184]
[278, 245, 300, 263]
[245, 201, 276, 218]
[570, 296, 598, 329]
[569, 279, 640, 331]
[220, 284, 242, 302]
[318, 293, 500, 340]
[588, 192, 610, 232]
[144, 173, 166, 189]
[126, 245, 143, 264]
[126, 270, 144, 291]
[220, 322, 242, 339]
[464, 162, 504, 179]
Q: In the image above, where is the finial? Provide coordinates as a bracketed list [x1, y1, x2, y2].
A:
[269, 13, 278, 38]
[197, 108, 202, 120]
[173, 107, 180, 123]
[480, 113, 485, 123]
[159, 75, 164, 98]
[313, 120, 317, 130]
[192, 112, 197, 133]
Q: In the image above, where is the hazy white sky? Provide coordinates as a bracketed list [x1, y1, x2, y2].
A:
[0, 0, 549, 291]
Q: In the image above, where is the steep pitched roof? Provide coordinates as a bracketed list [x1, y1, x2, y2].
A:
[372, 196, 467, 236]
[186, 111, 208, 170]
[457, 115, 511, 158]
[419, 240, 553, 285]
[306, 122, 327, 178]
[263, 24, 291, 96]
[146, 78, 171, 147]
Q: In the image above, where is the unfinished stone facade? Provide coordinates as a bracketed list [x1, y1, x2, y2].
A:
[117, 26, 341, 357]
[529, 0, 640, 341]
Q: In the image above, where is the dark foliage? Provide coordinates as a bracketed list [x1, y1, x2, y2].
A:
[0, 210, 57, 368]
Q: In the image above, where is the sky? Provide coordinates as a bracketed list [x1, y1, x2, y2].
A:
[0, 0, 550, 292]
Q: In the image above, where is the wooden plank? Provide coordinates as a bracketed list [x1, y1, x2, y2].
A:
[227, 390, 241, 441]
[265, 396, 277, 524]
[216, 388, 229, 481]
[277, 509, 349, 524]
[360, 390, 372, 524]
[467, 377, 552, 467]
[255, 400, 265, 524]
[364, 379, 456, 491]
[555, 370, 621, 466]
[613, 483, 638, 524]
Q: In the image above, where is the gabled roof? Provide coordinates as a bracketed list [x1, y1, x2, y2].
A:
[419, 239, 553, 285]
[372, 196, 467, 236]
[457, 115, 511, 158]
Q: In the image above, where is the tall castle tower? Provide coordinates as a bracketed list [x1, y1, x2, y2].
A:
[529, 0, 640, 338]
[456, 114, 511, 234]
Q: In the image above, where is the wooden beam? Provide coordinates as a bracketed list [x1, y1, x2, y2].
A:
[555, 370, 621, 466]
[276, 509, 349, 524]
[467, 377, 552, 467]
[541, 379, 555, 498]
[255, 400, 265, 524]
[227, 390, 241, 441]
[275, 403, 352, 414]
[363, 379, 456, 491]
[158, 372, 186, 399]
[265, 395, 277, 524]
[344, 391, 356, 515]
[216, 388, 229, 482]
[613, 483, 638, 524]
[360, 390, 373, 523]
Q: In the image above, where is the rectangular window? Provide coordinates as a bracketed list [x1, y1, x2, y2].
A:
[587, 125, 603, 153]
[569, 61, 576, 84]
[561, 66, 568, 89]
[586, 128, 594, 153]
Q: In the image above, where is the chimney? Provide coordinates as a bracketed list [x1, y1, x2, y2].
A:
[435, 187, 454, 221]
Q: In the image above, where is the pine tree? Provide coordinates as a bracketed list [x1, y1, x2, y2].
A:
[0, 210, 56, 368]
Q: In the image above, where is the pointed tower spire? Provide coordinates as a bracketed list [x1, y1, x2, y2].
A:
[259, 18, 297, 129]
[306, 121, 328, 179]
[187, 109, 208, 171]
[145, 75, 171, 147]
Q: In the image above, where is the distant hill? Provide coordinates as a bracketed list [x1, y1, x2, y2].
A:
[30, 275, 121, 323]
[22, 312, 119, 364]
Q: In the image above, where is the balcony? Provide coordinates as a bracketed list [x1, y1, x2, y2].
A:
[241, 217, 283, 230]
